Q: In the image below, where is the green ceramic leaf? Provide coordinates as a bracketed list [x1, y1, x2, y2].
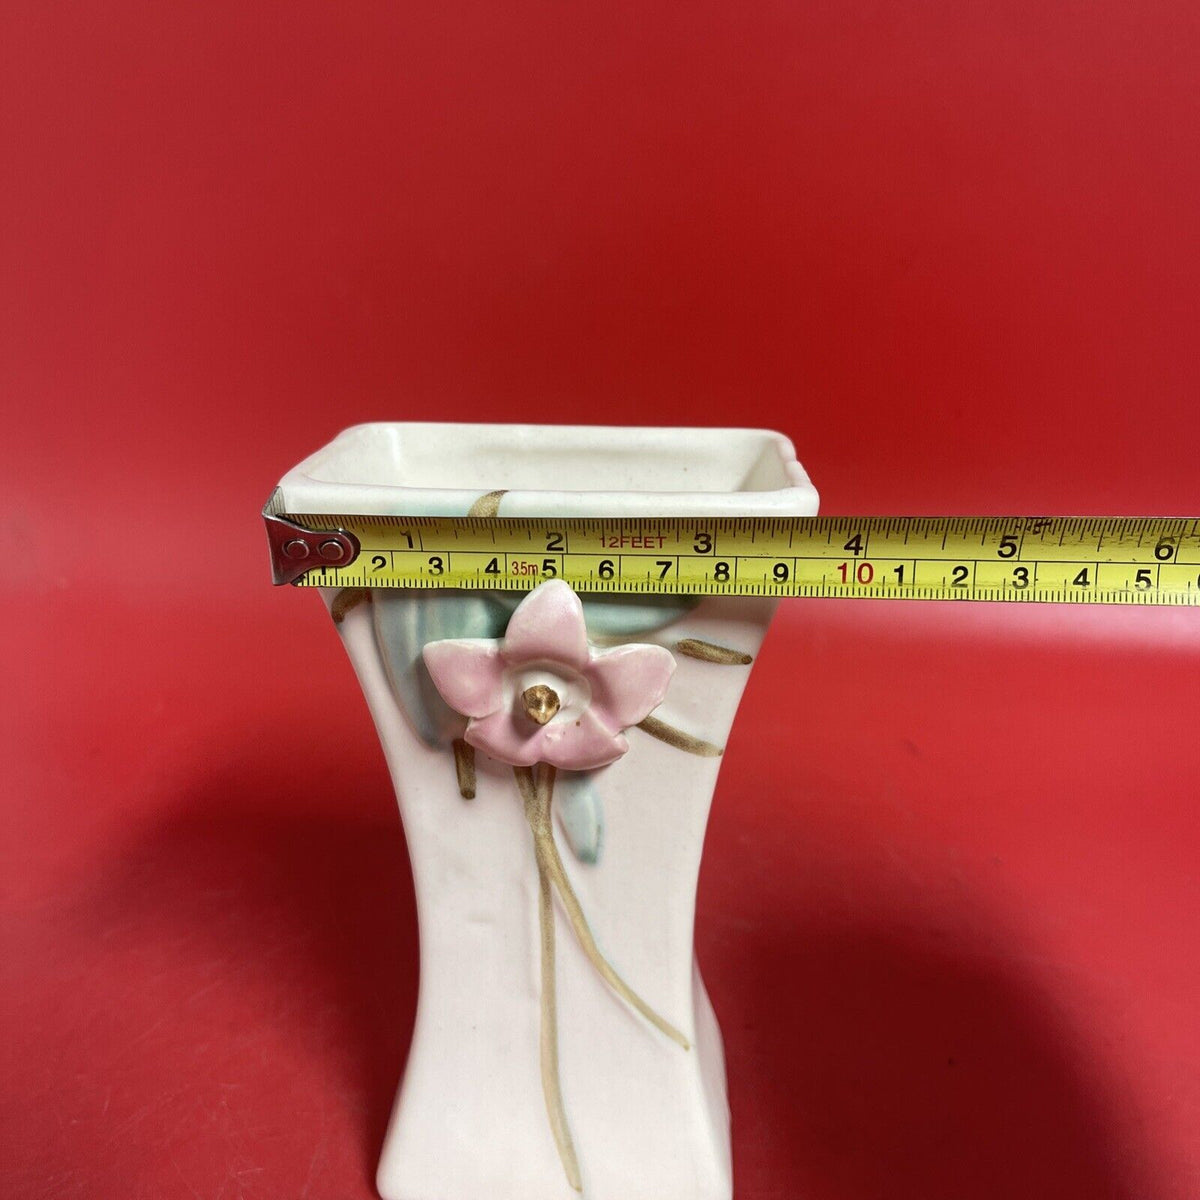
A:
[488, 591, 698, 636]
[555, 774, 604, 864]
[580, 593, 697, 634]
[372, 584, 695, 748]
[373, 590, 511, 746]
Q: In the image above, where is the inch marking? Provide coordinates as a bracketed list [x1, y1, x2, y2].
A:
[269, 514, 1200, 606]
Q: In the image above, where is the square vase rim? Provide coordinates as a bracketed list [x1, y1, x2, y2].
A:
[275, 420, 820, 518]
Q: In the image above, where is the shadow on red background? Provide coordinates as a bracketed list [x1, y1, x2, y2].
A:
[3, 0, 1198, 1196]
[36, 713, 1160, 1200]
[5, 597, 1194, 1197]
[84, 769, 417, 1187]
[733, 919, 1141, 1200]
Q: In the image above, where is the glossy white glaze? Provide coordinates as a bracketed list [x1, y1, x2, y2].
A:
[285, 423, 818, 1200]
[277, 421, 816, 518]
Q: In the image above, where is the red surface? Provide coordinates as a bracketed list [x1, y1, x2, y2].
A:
[3, 3, 1198, 1197]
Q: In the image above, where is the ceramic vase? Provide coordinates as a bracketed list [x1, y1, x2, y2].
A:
[272, 423, 819, 1200]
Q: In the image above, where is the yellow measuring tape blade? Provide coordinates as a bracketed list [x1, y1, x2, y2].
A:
[273, 514, 1200, 605]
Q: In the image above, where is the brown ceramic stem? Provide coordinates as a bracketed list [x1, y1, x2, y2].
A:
[514, 759, 690, 1189]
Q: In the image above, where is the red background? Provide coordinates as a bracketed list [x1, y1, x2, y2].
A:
[3, 3, 1198, 1197]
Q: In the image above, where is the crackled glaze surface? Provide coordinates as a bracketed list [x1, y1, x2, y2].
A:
[281, 422, 819, 1200]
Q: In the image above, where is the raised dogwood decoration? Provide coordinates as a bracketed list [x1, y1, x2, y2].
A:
[421, 578, 688, 1190]
[284, 422, 819, 1200]
[423, 579, 676, 769]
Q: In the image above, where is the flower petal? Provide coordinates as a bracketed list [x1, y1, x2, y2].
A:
[422, 639, 506, 718]
[502, 579, 589, 669]
[538, 708, 629, 770]
[464, 709, 544, 766]
[585, 643, 676, 728]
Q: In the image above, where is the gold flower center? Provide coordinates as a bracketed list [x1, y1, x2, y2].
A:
[521, 684, 561, 725]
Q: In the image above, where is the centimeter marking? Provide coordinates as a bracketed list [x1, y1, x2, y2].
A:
[281, 514, 1200, 606]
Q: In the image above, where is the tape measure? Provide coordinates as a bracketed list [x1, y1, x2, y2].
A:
[263, 511, 1200, 606]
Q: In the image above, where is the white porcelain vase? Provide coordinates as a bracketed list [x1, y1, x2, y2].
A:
[272, 423, 819, 1200]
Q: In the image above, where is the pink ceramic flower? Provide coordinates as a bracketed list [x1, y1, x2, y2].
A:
[422, 579, 676, 769]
